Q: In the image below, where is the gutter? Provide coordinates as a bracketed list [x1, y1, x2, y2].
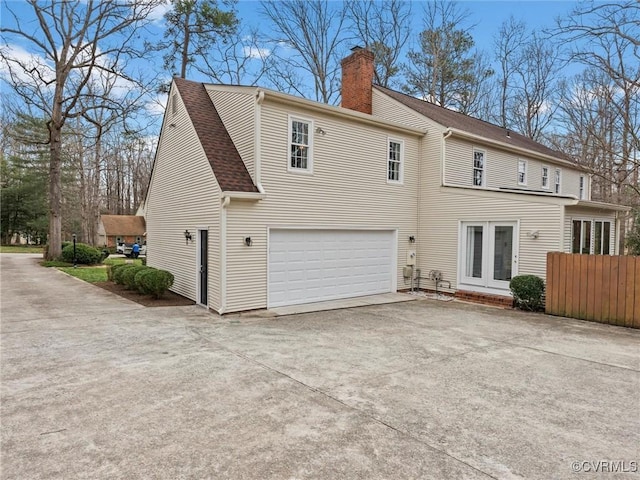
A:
[254, 90, 266, 194]
[218, 196, 231, 315]
[220, 191, 266, 201]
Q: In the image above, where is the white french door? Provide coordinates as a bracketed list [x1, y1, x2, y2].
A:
[460, 221, 518, 291]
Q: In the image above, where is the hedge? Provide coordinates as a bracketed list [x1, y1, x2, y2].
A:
[113, 264, 138, 285]
[107, 263, 127, 282]
[134, 268, 174, 299]
[121, 265, 149, 290]
[509, 275, 545, 311]
[61, 243, 102, 265]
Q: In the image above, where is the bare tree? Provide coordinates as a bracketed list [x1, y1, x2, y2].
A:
[261, 0, 347, 104]
[345, 0, 412, 88]
[1, 0, 161, 259]
[555, 0, 639, 217]
[197, 27, 269, 85]
[510, 33, 562, 141]
[493, 16, 526, 128]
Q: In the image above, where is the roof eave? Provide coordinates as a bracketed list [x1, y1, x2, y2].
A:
[221, 191, 266, 201]
[573, 199, 631, 212]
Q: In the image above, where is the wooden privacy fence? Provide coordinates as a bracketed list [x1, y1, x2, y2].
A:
[546, 252, 639, 328]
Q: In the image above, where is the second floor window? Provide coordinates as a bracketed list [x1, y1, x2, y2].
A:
[388, 139, 403, 183]
[473, 150, 485, 187]
[518, 160, 527, 185]
[554, 169, 561, 194]
[542, 166, 549, 189]
[289, 117, 312, 172]
[579, 175, 585, 199]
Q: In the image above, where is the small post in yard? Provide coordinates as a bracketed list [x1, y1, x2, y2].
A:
[72, 233, 77, 268]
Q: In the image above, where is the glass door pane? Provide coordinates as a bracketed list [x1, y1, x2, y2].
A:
[493, 226, 513, 282]
[465, 226, 483, 279]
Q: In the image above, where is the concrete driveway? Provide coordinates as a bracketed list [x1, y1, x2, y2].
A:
[1, 253, 638, 479]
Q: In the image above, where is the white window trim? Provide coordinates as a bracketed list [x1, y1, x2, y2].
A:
[579, 175, 585, 200]
[554, 168, 561, 194]
[571, 217, 613, 255]
[541, 165, 549, 190]
[287, 114, 314, 174]
[473, 148, 486, 188]
[517, 159, 527, 186]
[387, 137, 404, 185]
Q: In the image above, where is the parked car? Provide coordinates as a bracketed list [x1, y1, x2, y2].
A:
[116, 242, 146, 257]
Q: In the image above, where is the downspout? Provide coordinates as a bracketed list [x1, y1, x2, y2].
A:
[254, 90, 266, 194]
[442, 129, 453, 187]
[218, 196, 231, 315]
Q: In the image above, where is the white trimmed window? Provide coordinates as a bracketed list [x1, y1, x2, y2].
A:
[541, 166, 549, 189]
[288, 116, 313, 173]
[579, 175, 585, 199]
[572, 219, 611, 255]
[387, 138, 403, 183]
[473, 149, 485, 187]
[517, 159, 527, 185]
[554, 168, 561, 194]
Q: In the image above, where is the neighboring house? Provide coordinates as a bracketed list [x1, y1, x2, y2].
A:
[145, 48, 628, 314]
[97, 215, 146, 248]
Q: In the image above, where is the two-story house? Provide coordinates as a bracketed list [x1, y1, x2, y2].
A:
[145, 48, 627, 314]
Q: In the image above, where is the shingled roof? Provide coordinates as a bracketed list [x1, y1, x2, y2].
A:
[374, 85, 571, 162]
[173, 77, 258, 193]
[101, 215, 146, 236]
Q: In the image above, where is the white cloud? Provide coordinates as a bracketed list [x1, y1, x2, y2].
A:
[242, 45, 271, 60]
[0, 43, 55, 85]
[148, 0, 171, 23]
[146, 93, 168, 116]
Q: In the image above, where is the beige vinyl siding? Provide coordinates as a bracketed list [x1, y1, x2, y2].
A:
[372, 89, 440, 131]
[208, 88, 256, 181]
[223, 99, 422, 312]
[146, 84, 221, 310]
[561, 168, 584, 198]
[419, 188, 563, 288]
[444, 136, 586, 194]
[563, 206, 617, 254]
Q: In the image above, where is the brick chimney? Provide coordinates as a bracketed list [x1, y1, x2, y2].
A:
[341, 46, 374, 115]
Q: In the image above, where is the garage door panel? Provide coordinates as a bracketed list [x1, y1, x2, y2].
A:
[268, 229, 395, 307]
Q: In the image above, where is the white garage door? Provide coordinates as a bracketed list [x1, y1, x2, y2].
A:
[268, 229, 396, 308]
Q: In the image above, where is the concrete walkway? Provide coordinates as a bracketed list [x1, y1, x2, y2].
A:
[1, 253, 639, 479]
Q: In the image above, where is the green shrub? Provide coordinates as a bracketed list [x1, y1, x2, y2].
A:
[61, 243, 102, 265]
[107, 263, 127, 282]
[113, 264, 137, 285]
[61, 241, 71, 250]
[122, 265, 149, 290]
[510, 275, 545, 311]
[135, 268, 174, 299]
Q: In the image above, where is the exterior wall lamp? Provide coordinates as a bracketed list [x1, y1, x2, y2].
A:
[244, 236, 253, 247]
[184, 229, 193, 244]
[409, 235, 416, 243]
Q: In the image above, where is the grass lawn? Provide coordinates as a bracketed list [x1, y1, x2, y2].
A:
[58, 266, 108, 283]
[103, 258, 143, 266]
[1, 245, 44, 254]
